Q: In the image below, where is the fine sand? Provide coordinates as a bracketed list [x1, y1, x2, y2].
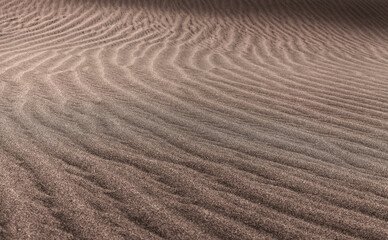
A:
[0, 0, 388, 239]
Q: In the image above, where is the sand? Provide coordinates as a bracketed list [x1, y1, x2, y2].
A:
[0, 0, 387, 239]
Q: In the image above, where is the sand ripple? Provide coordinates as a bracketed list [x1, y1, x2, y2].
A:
[0, 0, 388, 239]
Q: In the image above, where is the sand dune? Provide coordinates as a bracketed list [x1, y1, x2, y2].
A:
[0, 0, 388, 239]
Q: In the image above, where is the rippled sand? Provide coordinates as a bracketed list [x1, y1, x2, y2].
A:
[0, 0, 388, 239]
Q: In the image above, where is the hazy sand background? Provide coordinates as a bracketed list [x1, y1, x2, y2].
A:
[0, 0, 388, 239]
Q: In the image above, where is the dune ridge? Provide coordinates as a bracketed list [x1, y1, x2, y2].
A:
[0, 0, 388, 239]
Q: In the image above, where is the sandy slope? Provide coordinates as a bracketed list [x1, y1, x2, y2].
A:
[0, 0, 387, 239]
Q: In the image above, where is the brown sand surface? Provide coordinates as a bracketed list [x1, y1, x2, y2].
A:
[0, 0, 388, 239]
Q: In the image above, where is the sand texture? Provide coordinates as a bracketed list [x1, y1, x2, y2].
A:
[0, 0, 388, 239]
